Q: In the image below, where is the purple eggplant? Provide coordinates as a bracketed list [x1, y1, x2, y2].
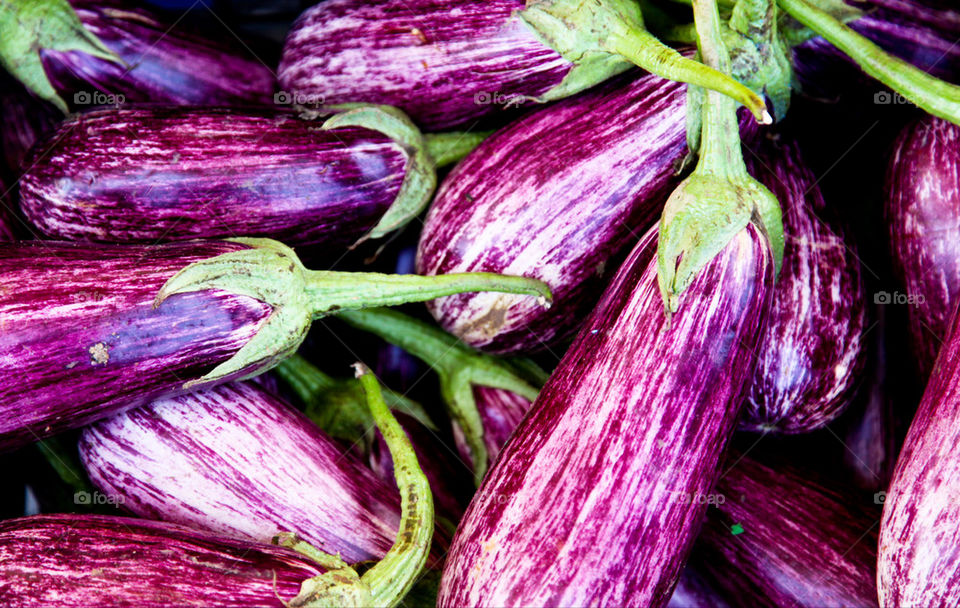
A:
[437, 222, 774, 607]
[885, 116, 960, 380]
[878, 306, 960, 605]
[691, 455, 880, 607]
[667, 567, 731, 608]
[417, 71, 687, 353]
[39, 0, 275, 110]
[19, 106, 417, 247]
[739, 135, 867, 432]
[79, 381, 446, 566]
[0, 513, 321, 607]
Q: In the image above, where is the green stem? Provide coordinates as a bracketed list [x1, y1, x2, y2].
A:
[354, 364, 433, 608]
[35, 437, 90, 493]
[273, 354, 339, 397]
[424, 131, 491, 167]
[778, 0, 960, 126]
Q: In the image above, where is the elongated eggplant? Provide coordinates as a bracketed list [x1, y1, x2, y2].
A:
[438, 222, 774, 606]
[878, 307, 960, 605]
[690, 455, 879, 607]
[40, 0, 275, 109]
[885, 116, 960, 380]
[19, 106, 420, 247]
[0, 514, 321, 607]
[417, 71, 687, 353]
[739, 135, 867, 432]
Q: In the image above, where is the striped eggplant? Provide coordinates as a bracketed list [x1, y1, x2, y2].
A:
[438, 222, 774, 606]
[690, 454, 880, 607]
[885, 116, 960, 380]
[19, 106, 423, 247]
[0, 514, 321, 607]
[40, 0, 275, 109]
[79, 381, 440, 565]
[277, 0, 769, 131]
[0, 238, 551, 451]
[739, 134, 867, 432]
[417, 70, 687, 353]
[878, 306, 960, 605]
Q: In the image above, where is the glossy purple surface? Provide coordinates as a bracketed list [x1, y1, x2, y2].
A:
[80, 382, 421, 565]
[693, 456, 879, 607]
[40, 0, 275, 107]
[0, 240, 270, 451]
[418, 72, 687, 354]
[886, 116, 960, 380]
[0, 514, 320, 607]
[278, 0, 572, 130]
[740, 135, 867, 432]
[438, 224, 774, 607]
[19, 107, 406, 246]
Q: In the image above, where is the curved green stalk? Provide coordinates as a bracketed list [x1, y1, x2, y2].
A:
[335, 308, 543, 485]
[778, 0, 960, 126]
[423, 131, 491, 167]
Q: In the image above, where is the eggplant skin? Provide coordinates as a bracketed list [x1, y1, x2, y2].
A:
[19, 107, 406, 246]
[438, 223, 773, 607]
[40, 0, 275, 107]
[278, 0, 572, 130]
[0, 513, 320, 607]
[0, 240, 270, 451]
[692, 456, 879, 608]
[417, 71, 687, 354]
[80, 382, 408, 565]
[740, 136, 867, 433]
[878, 308, 960, 606]
[885, 116, 960, 380]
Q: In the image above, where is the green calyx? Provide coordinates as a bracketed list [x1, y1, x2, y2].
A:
[520, 0, 771, 124]
[278, 365, 434, 608]
[0, 0, 122, 113]
[335, 308, 544, 486]
[154, 238, 552, 391]
[724, 0, 793, 121]
[274, 353, 437, 450]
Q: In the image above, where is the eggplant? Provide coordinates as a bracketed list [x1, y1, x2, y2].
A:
[878, 306, 960, 605]
[885, 116, 960, 380]
[19, 106, 428, 246]
[437, 222, 774, 606]
[0, 238, 551, 451]
[739, 134, 867, 432]
[417, 71, 687, 353]
[277, 0, 769, 131]
[667, 567, 731, 608]
[690, 455, 880, 607]
[40, 0, 275, 109]
[0, 514, 321, 607]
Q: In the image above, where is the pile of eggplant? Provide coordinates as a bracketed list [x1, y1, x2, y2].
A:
[2, 0, 960, 606]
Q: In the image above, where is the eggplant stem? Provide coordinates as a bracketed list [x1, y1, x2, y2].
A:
[423, 131, 492, 167]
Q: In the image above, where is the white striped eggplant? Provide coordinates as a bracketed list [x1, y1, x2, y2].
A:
[690, 454, 880, 607]
[19, 105, 442, 246]
[878, 307, 960, 605]
[41, 0, 275, 110]
[0, 514, 323, 607]
[278, 0, 769, 131]
[885, 116, 960, 380]
[739, 134, 867, 432]
[438, 221, 774, 607]
[0, 238, 551, 450]
[417, 71, 687, 353]
[79, 381, 441, 566]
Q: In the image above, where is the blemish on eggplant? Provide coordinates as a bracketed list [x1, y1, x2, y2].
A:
[88, 343, 110, 365]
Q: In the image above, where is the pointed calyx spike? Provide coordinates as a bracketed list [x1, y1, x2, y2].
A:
[335, 308, 544, 485]
[154, 238, 552, 391]
[520, 0, 771, 124]
[321, 105, 437, 244]
[0, 0, 122, 113]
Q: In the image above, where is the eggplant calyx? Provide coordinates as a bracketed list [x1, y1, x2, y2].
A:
[0, 0, 123, 113]
[274, 533, 373, 607]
